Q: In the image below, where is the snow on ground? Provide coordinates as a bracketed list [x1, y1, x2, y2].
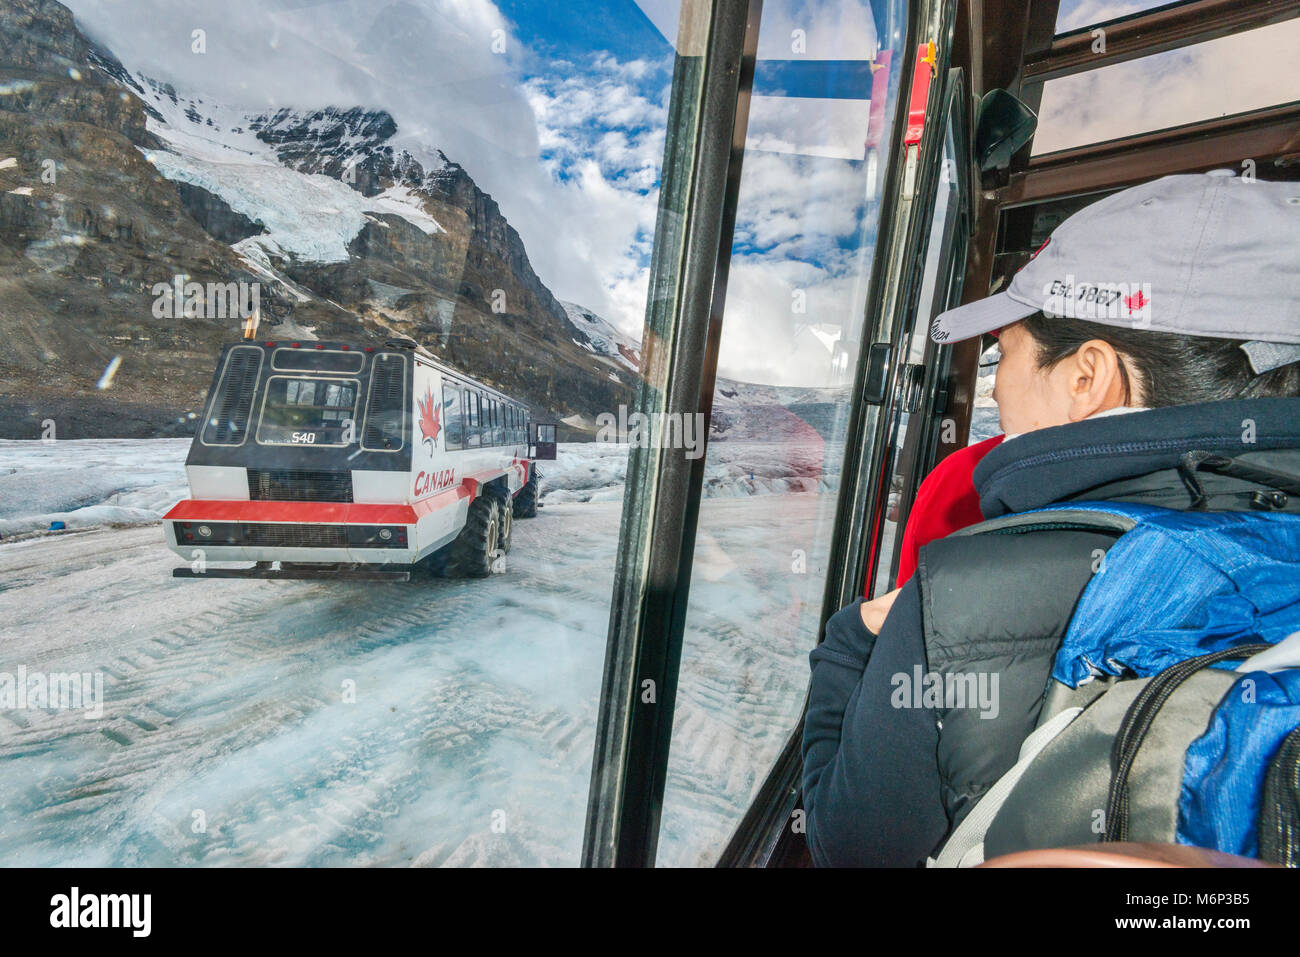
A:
[0, 400, 986, 866]
[0, 439, 834, 539]
[970, 340, 1001, 444]
[0, 439, 190, 540]
[539, 441, 836, 505]
[144, 146, 439, 264]
[0, 439, 831, 867]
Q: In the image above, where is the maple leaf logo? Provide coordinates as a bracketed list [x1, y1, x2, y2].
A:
[1124, 290, 1149, 313]
[417, 388, 441, 455]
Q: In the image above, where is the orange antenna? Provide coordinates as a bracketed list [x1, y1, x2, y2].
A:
[242, 303, 260, 340]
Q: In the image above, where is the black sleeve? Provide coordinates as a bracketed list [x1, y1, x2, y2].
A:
[801, 585, 950, 867]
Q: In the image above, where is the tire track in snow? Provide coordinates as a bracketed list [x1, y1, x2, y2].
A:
[0, 495, 823, 866]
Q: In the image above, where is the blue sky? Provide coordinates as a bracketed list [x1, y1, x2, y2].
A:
[495, 0, 671, 64]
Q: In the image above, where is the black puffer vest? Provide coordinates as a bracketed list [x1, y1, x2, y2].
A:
[915, 398, 1300, 830]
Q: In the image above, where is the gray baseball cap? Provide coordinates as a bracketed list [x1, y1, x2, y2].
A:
[929, 171, 1300, 372]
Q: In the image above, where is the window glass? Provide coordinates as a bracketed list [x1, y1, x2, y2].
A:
[443, 383, 464, 451]
[199, 345, 263, 446]
[255, 377, 359, 446]
[656, 0, 910, 866]
[1055, 0, 1185, 35]
[872, 117, 965, 595]
[467, 392, 482, 448]
[1033, 19, 1300, 154]
[0, 0, 689, 867]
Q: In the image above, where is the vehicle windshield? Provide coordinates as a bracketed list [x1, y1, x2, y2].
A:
[256, 377, 359, 445]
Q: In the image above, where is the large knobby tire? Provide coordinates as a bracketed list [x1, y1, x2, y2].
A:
[513, 470, 540, 518]
[446, 493, 500, 578]
[489, 485, 513, 554]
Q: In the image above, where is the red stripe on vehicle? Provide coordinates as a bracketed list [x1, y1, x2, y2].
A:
[164, 500, 420, 525]
[413, 483, 472, 519]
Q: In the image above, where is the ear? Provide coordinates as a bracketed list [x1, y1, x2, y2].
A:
[1063, 339, 1130, 422]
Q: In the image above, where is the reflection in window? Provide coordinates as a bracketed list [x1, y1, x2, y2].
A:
[444, 383, 464, 450]
[1055, 0, 1185, 35]
[1034, 19, 1300, 155]
[0, 0, 687, 867]
[657, 0, 909, 867]
[256, 377, 359, 446]
[872, 123, 964, 597]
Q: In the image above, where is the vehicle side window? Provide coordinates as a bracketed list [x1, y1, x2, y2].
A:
[490, 399, 500, 446]
[466, 389, 480, 447]
[443, 383, 464, 451]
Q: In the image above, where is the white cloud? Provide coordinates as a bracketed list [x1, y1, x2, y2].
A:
[717, 258, 865, 385]
[1034, 18, 1300, 155]
[1054, 0, 1161, 34]
[746, 95, 870, 161]
[714, 149, 874, 386]
[753, 0, 879, 60]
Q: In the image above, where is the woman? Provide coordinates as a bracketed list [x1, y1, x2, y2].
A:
[802, 171, 1300, 866]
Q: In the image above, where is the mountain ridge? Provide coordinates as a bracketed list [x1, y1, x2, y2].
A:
[0, 0, 637, 437]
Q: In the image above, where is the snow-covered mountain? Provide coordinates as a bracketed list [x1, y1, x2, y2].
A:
[561, 301, 642, 373]
[0, 0, 848, 444]
[91, 48, 450, 266]
[557, 300, 850, 444]
[0, 0, 638, 437]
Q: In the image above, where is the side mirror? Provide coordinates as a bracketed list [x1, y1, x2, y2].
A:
[975, 89, 1038, 173]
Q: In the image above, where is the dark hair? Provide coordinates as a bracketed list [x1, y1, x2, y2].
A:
[1019, 312, 1300, 407]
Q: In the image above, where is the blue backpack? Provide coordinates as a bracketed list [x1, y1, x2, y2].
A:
[932, 500, 1300, 867]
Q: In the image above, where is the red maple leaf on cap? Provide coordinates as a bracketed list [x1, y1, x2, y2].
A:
[417, 389, 441, 453]
[1124, 291, 1149, 313]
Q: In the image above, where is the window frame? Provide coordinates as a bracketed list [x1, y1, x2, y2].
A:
[443, 381, 465, 451]
[582, 0, 942, 869]
[711, 0, 963, 868]
[253, 374, 362, 448]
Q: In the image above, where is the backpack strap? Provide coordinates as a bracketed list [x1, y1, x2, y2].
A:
[1178, 450, 1300, 510]
[1258, 726, 1300, 866]
[1106, 643, 1272, 842]
[948, 504, 1150, 539]
[929, 705, 1083, 868]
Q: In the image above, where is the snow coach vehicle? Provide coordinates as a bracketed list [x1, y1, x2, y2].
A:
[164, 337, 552, 581]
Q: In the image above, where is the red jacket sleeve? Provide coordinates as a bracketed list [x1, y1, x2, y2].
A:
[889, 435, 1004, 590]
